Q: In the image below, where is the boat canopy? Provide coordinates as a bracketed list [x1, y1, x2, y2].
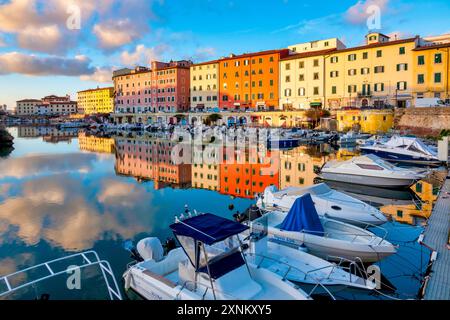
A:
[170, 213, 249, 279]
[384, 136, 437, 156]
[170, 213, 249, 246]
[280, 194, 325, 236]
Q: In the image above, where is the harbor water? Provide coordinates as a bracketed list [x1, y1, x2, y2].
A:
[0, 126, 446, 300]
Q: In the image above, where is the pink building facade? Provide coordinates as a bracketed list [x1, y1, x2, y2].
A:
[113, 60, 191, 114]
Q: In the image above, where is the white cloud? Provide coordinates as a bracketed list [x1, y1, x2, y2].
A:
[16, 25, 75, 54]
[94, 19, 143, 51]
[120, 44, 169, 66]
[345, 0, 390, 25]
[80, 67, 114, 83]
[0, 0, 160, 53]
[0, 52, 95, 76]
[191, 47, 217, 62]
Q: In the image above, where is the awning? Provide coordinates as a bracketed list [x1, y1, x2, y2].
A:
[310, 102, 322, 107]
[170, 213, 249, 245]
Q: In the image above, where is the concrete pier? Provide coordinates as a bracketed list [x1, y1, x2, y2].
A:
[422, 176, 450, 300]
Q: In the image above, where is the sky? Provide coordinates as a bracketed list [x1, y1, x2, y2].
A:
[0, 0, 449, 109]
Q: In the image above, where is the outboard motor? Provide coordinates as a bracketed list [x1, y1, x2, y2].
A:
[136, 237, 164, 262]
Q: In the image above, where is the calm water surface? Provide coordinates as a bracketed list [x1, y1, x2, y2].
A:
[0, 126, 444, 300]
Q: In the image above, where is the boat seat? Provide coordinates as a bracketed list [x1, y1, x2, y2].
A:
[142, 269, 177, 288]
[141, 248, 186, 279]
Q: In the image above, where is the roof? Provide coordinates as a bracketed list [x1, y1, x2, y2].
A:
[191, 60, 220, 67]
[78, 87, 114, 93]
[332, 37, 419, 54]
[16, 99, 42, 103]
[280, 48, 338, 61]
[218, 49, 290, 62]
[170, 213, 249, 245]
[413, 43, 450, 51]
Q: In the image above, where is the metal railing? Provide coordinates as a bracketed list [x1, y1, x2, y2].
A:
[245, 252, 336, 300]
[0, 251, 122, 300]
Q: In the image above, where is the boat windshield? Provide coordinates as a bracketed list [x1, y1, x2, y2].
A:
[355, 164, 384, 171]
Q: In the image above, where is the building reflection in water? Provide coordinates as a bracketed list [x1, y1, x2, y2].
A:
[18, 126, 79, 143]
[108, 133, 445, 226]
[78, 132, 115, 154]
[114, 135, 192, 189]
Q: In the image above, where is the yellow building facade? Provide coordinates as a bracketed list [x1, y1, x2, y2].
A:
[192, 163, 220, 191]
[77, 87, 114, 115]
[190, 61, 219, 111]
[336, 108, 394, 133]
[325, 33, 418, 109]
[413, 43, 450, 101]
[78, 132, 115, 153]
[279, 146, 331, 189]
[280, 49, 335, 110]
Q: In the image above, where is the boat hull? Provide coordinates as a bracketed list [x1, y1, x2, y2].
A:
[320, 171, 417, 189]
[360, 148, 441, 166]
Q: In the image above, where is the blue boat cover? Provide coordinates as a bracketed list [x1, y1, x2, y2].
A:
[170, 213, 249, 245]
[280, 193, 324, 236]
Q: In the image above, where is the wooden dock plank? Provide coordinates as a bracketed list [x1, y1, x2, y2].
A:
[423, 178, 450, 300]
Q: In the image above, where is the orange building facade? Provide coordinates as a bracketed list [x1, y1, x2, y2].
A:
[219, 147, 280, 199]
[218, 49, 290, 111]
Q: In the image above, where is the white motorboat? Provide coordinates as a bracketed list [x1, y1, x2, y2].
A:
[320, 154, 427, 189]
[251, 194, 396, 263]
[360, 135, 441, 166]
[258, 183, 387, 227]
[58, 121, 89, 129]
[339, 131, 372, 145]
[124, 213, 311, 300]
[245, 236, 375, 292]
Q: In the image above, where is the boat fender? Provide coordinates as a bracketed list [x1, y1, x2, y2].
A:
[297, 244, 309, 253]
[136, 237, 164, 262]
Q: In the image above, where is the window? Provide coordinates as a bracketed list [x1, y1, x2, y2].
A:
[435, 53, 442, 63]
[348, 54, 357, 61]
[348, 85, 357, 93]
[299, 74, 305, 81]
[417, 74, 425, 84]
[397, 81, 407, 91]
[313, 59, 319, 67]
[361, 67, 370, 75]
[399, 47, 405, 55]
[285, 76, 291, 83]
[285, 63, 291, 70]
[363, 52, 368, 59]
[299, 61, 305, 68]
[332, 86, 337, 94]
[330, 56, 338, 63]
[397, 210, 403, 218]
[376, 50, 382, 57]
[298, 88, 306, 96]
[330, 71, 339, 78]
[435, 73, 442, 83]
[313, 73, 319, 80]
[284, 89, 292, 97]
[356, 164, 383, 170]
[348, 69, 357, 76]
[313, 87, 319, 95]
[374, 66, 385, 73]
[397, 63, 408, 71]
[418, 55, 425, 65]
[269, 56, 274, 62]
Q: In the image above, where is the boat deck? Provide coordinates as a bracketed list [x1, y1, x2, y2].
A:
[422, 176, 450, 300]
